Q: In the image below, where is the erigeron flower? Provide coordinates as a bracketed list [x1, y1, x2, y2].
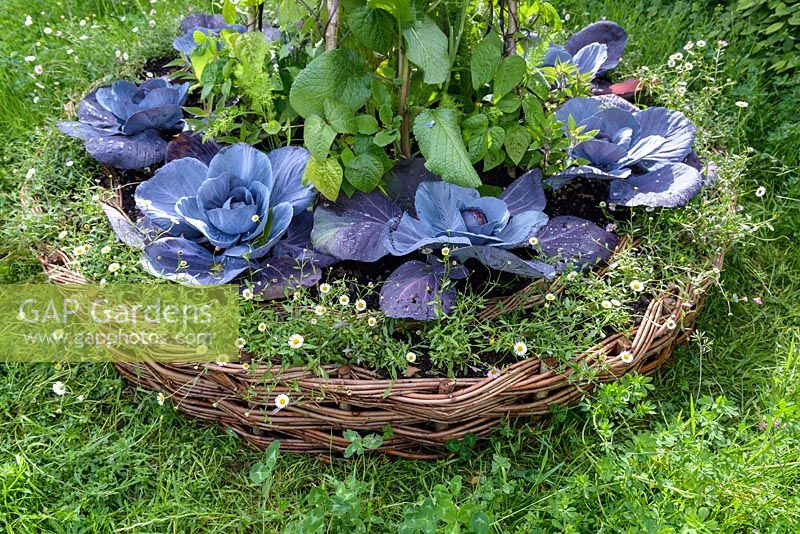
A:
[601, 300, 613, 309]
[149, 19, 156, 27]
[157, 392, 166, 405]
[355, 299, 367, 312]
[52, 381, 66, 396]
[629, 280, 645, 292]
[338, 294, 350, 306]
[235, 337, 246, 349]
[216, 355, 229, 366]
[405, 352, 417, 363]
[619, 350, 634, 364]
[611, 299, 622, 307]
[717, 39, 728, 48]
[696, 40, 706, 48]
[288, 334, 304, 349]
[25, 15, 33, 26]
[487, 368, 501, 379]
[545, 293, 556, 302]
[528, 236, 539, 246]
[513, 341, 527, 356]
[441, 246, 450, 256]
[683, 62, 694, 71]
[310, 318, 317, 325]
[241, 362, 250, 371]
[43, 27, 53, 34]
[24, 55, 35, 62]
[566, 271, 578, 281]
[319, 283, 331, 294]
[242, 287, 254, 300]
[669, 52, 683, 62]
[735, 101, 749, 108]
[367, 316, 377, 327]
[34, 65, 43, 75]
[665, 319, 677, 330]
[26, 168, 35, 179]
[107, 262, 120, 273]
[72, 245, 88, 256]
[667, 58, 676, 68]
[684, 41, 694, 51]
[314, 304, 326, 316]
[755, 186, 766, 198]
[100, 245, 111, 254]
[275, 393, 290, 410]
[258, 322, 267, 332]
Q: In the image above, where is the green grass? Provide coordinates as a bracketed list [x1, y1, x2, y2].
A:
[2, 0, 800, 532]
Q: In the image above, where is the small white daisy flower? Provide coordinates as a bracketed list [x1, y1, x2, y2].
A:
[235, 337, 246, 349]
[755, 186, 766, 198]
[100, 245, 111, 254]
[107, 262, 120, 273]
[367, 316, 377, 327]
[528, 236, 539, 246]
[33, 64, 43, 75]
[513, 341, 527, 356]
[258, 322, 267, 332]
[288, 334, 304, 349]
[545, 293, 556, 302]
[487, 368, 501, 379]
[250, 214, 259, 223]
[405, 351, 417, 363]
[24, 55, 35, 62]
[241, 362, 250, 371]
[355, 299, 367, 311]
[314, 304, 326, 316]
[319, 283, 331, 294]
[72, 245, 87, 256]
[566, 271, 578, 281]
[665, 319, 677, 330]
[338, 294, 350, 306]
[25, 15, 33, 26]
[441, 246, 450, 256]
[717, 40, 728, 48]
[735, 101, 749, 108]
[619, 350, 634, 364]
[52, 381, 66, 396]
[242, 288, 254, 300]
[26, 168, 36, 179]
[157, 392, 166, 405]
[683, 41, 694, 51]
[611, 299, 622, 307]
[275, 393, 290, 410]
[629, 280, 645, 292]
[601, 300, 613, 309]
[43, 27, 53, 34]
[309, 318, 317, 325]
[696, 40, 706, 48]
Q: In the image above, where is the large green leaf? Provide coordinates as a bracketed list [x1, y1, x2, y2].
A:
[493, 55, 527, 102]
[345, 152, 384, 192]
[413, 109, 481, 188]
[303, 157, 343, 201]
[470, 32, 503, 91]
[403, 16, 451, 85]
[367, 0, 413, 23]
[349, 6, 396, 52]
[504, 124, 531, 166]
[303, 114, 337, 161]
[324, 98, 358, 134]
[289, 49, 371, 118]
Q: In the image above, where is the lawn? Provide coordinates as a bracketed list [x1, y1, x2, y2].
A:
[1, 0, 799, 531]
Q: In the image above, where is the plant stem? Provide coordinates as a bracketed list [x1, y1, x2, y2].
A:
[324, 0, 339, 51]
[398, 33, 411, 158]
[504, 0, 518, 55]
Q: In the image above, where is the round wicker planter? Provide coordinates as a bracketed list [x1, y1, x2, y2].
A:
[35, 180, 727, 457]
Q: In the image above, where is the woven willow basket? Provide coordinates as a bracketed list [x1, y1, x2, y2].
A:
[31, 170, 727, 459]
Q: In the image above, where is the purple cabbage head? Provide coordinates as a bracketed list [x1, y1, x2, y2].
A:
[57, 78, 189, 169]
[173, 14, 246, 55]
[311, 159, 617, 319]
[551, 95, 704, 207]
[134, 143, 329, 295]
[543, 21, 627, 78]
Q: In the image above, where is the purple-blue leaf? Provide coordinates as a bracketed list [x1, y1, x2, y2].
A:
[536, 216, 618, 270]
[251, 255, 323, 300]
[571, 42, 609, 77]
[85, 130, 167, 170]
[311, 190, 401, 262]
[379, 260, 456, 320]
[608, 162, 703, 207]
[165, 131, 222, 165]
[272, 210, 337, 267]
[500, 169, 547, 215]
[450, 246, 557, 278]
[141, 237, 249, 285]
[100, 201, 147, 249]
[384, 157, 440, 214]
[266, 146, 315, 214]
[565, 21, 627, 76]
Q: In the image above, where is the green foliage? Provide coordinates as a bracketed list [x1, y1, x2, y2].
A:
[470, 32, 503, 91]
[736, 0, 800, 73]
[413, 108, 481, 188]
[402, 16, 452, 85]
[342, 429, 384, 458]
[249, 440, 281, 497]
[288, 49, 371, 119]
